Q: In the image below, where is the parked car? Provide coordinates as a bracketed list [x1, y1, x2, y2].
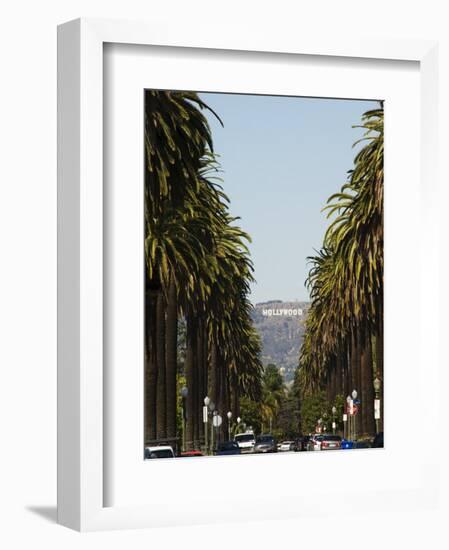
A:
[293, 436, 311, 451]
[180, 450, 203, 457]
[320, 435, 342, 450]
[372, 432, 384, 448]
[308, 434, 323, 451]
[279, 441, 295, 452]
[215, 441, 241, 456]
[254, 434, 278, 453]
[341, 439, 354, 449]
[144, 446, 175, 459]
[234, 432, 256, 453]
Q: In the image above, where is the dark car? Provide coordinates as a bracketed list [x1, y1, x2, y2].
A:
[372, 432, 384, 448]
[293, 436, 311, 452]
[341, 439, 354, 450]
[254, 434, 277, 453]
[215, 441, 241, 456]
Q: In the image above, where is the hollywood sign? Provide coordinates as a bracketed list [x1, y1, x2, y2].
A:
[262, 308, 303, 317]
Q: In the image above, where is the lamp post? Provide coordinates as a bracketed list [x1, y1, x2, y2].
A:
[332, 406, 337, 435]
[209, 400, 215, 453]
[352, 389, 358, 441]
[235, 416, 242, 436]
[204, 396, 210, 453]
[373, 376, 382, 433]
[227, 411, 233, 441]
[180, 386, 188, 452]
[323, 412, 328, 433]
[346, 395, 351, 441]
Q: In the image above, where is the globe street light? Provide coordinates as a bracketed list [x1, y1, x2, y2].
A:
[374, 377, 381, 393]
[204, 396, 210, 407]
[373, 376, 382, 433]
[227, 411, 232, 440]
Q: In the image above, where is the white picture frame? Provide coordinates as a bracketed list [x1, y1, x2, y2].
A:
[57, 17, 442, 531]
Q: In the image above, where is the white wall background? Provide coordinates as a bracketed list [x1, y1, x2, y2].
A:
[0, 1, 448, 548]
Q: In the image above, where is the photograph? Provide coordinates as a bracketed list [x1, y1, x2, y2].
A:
[143, 90, 384, 459]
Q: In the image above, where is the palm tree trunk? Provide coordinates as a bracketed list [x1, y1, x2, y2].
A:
[165, 277, 178, 443]
[156, 292, 167, 440]
[350, 331, 362, 438]
[336, 353, 343, 397]
[197, 319, 204, 447]
[361, 334, 375, 437]
[185, 314, 196, 450]
[144, 290, 158, 443]
[209, 339, 218, 405]
[376, 317, 384, 432]
[326, 370, 331, 403]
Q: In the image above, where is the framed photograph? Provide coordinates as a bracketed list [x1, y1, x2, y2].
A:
[58, 18, 441, 531]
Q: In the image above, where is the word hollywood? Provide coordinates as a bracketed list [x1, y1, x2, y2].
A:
[262, 308, 303, 317]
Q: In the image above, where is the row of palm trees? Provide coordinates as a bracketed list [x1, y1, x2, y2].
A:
[298, 107, 384, 437]
[144, 90, 263, 451]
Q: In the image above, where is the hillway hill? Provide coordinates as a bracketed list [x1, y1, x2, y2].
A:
[251, 300, 310, 383]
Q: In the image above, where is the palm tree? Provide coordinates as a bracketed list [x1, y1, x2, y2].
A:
[144, 90, 264, 452]
[144, 90, 221, 444]
[300, 107, 384, 438]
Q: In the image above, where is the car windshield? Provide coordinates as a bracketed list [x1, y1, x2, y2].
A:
[235, 434, 254, 442]
[322, 435, 341, 441]
[256, 436, 273, 443]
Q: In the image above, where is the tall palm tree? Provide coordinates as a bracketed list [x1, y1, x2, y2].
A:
[144, 90, 221, 443]
[300, 107, 384, 438]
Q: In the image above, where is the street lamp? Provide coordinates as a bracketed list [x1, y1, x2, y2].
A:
[227, 411, 232, 440]
[346, 395, 351, 441]
[373, 376, 382, 433]
[180, 386, 188, 451]
[323, 412, 328, 431]
[351, 389, 358, 441]
[332, 406, 337, 434]
[373, 377, 381, 393]
[203, 396, 210, 453]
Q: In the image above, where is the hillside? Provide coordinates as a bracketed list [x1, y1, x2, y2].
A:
[251, 300, 309, 382]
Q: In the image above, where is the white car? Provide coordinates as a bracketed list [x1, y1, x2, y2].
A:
[234, 432, 256, 453]
[278, 440, 294, 452]
[144, 445, 175, 459]
[308, 435, 323, 451]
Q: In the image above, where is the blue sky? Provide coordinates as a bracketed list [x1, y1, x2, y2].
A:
[199, 93, 379, 304]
